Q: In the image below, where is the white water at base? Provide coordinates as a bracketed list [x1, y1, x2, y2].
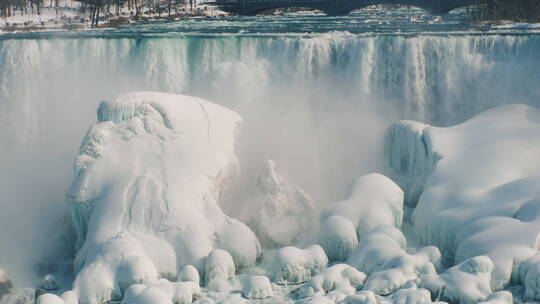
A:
[0, 33, 540, 286]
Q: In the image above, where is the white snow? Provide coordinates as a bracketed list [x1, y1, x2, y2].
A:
[204, 249, 235, 286]
[387, 105, 540, 291]
[66, 92, 260, 304]
[320, 173, 404, 237]
[178, 265, 200, 284]
[297, 264, 366, 301]
[242, 275, 273, 299]
[240, 159, 316, 248]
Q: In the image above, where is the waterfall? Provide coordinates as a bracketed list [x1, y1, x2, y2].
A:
[0, 32, 539, 286]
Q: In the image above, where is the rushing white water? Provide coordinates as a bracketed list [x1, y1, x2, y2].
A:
[1, 31, 540, 287]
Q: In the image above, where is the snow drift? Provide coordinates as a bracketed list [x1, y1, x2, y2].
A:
[64, 92, 261, 304]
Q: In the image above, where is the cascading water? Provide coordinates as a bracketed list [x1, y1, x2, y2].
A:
[1, 10, 540, 288]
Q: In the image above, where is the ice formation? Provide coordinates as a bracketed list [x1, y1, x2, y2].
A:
[178, 265, 200, 284]
[318, 216, 358, 262]
[204, 249, 235, 285]
[240, 159, 316, 248]
[385, 105, 540, 291]
[477, 291, 513, 304]
[320, 173, 404, 237]
[242, 275, 273, 299]
[118, 279, 200, 304]
[420, 256, 494, 304]
[64, 92, 261, 304]
[265, 245, 328, 285]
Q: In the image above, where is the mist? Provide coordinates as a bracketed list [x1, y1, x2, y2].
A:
[1, 33, 540, 288]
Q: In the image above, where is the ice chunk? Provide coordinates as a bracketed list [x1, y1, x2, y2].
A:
[66, 92, 260, 304]
[384, 285, 432, 304]
[420, 256, 494, 304]
[396, 105, 540, 290]
[321, 173, 404, 237]
[242, 275, 273, 299]
[239, 159, 316, 248]
[318, 215, 358, 262]
[204, 249, 235, 285]
[266, 245, 328, 285]
[120, 279, 199, 304]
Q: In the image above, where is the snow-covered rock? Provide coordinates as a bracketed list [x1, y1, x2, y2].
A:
[420, 256, 494, 304]
[204, 249, 235, 285]
[66, 92, 261, 304]
[297, 264, 366, 300]
[348, 227, 439, 296]
[320, 173, 404, 237]
[242, 275, 273, 299]
[387, 105, 540, 290]
[240, 159, 316, 248]
[178, 265, 200, 284]
[383, 285, 432, 304]
[266, 245, 328, 285]
[120, 279, 200, 304]
[318, 216, 358, 262]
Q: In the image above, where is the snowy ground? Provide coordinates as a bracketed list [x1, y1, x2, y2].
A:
[0, 92, 536, 304]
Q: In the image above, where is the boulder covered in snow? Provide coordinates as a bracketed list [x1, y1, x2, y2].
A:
[120, 279, 200, 304]
[204, 249, 235, 286]
[66, 92, 261, 304]
[318, 215, 358, 262]
[297, 264, 366, 300]
[242, 275, 273, 299]
[240, 159, 316, 248]
[387, 105, 540, 290]
[265, 245, 328, 285]
[320, 173, 404, 237]
[420, 256, 494, 304]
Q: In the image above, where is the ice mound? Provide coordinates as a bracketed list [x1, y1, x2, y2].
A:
[118, 279, 200, 304]
[384, 121, 439, 206]
[477, 291, 513, 304]
[240, 159, 316, 248]
[178, 265, 199, 284]
[205, 249, 235, 285]
[265, 245, 328, 285]
[296, 264, 366, 301]
[37, 294, 65, 304]
[386, 105, 540, 290]
[420, 256, 494, 304]
[320, 173, 404, 237]
[383, 284, 432, 304]
[242, 275, 273, 299]
[66, 92, 260, 304]
[318, 215, 358, 262]
[348, 228, 440, 296]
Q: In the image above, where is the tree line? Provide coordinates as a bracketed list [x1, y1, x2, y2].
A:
[471, 0, 540, 22]
[1, 0, 200, 26]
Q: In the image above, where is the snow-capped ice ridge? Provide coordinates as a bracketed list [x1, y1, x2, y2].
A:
[386, 104, 540, 300]
[64, 92, 261, 304]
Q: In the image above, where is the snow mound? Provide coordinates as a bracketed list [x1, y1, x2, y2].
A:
[319, 215, 358, 262]
[119, 279, 200, 304]
[389, 105, 540, 290]
[37, 294, 64, 304]
[420, 256, 494, 304]
[297, 264, 366, 301]
[242, 275, 273, 299]
[240, 159, 316, 248]
[205, 249, 235, 286]
[67, 92, 260, 304]
[178, 265, 199, 284]
[384, 284, 432, 304]
[265, 245, 328, 285]
[320, 173, 404, 237]
[348, 228, 440, 295]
